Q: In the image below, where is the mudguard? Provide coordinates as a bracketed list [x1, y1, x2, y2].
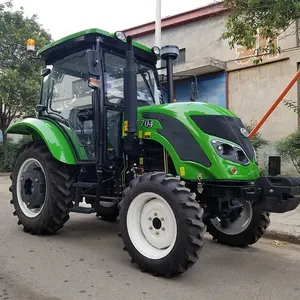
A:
[5, 118, 84, 164]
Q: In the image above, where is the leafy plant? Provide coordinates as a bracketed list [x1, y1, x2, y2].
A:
[276, 130, 300, 173]
[282, 99, 300, 114]
[245, 121, 268, 152]
[0, 136, 32, 172]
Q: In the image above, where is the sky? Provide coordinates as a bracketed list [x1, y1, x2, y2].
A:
[1, 0, 214, 40]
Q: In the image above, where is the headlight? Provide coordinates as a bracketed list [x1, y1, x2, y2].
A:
[217, 145, 224, 154]
[211, 140, 250, 165]
[114, 31, 126, 41]
[151, 46, 160, 56]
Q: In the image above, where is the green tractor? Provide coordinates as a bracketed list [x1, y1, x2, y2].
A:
[7, 28, 300, 277]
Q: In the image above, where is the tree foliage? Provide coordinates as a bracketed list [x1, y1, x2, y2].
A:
[245, 121, 268, 152]
[222, 0, 300, 62]
[0, 136, 31, 172]
[276, 130, 300, 174]
[0, 1, 51, 159]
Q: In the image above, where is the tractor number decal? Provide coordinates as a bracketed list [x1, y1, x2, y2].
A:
[141, 120, 154, 128]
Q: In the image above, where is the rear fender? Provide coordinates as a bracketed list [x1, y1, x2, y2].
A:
[5, 118, 81, 164]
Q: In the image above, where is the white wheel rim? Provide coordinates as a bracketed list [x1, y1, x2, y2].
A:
[126, 192, 177, 260]
[16, 158, 47, 218]
[210, 201, 253, 235]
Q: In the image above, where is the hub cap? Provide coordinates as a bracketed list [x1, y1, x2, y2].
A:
[126, 192, 177, 260]
[16, 158, 46, 218]
[210, 200, 253, 235]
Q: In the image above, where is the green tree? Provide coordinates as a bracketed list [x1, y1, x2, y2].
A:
[276, 130, 300, 174]
[222, 0, 300, 63]
[0, 1, 51, 159]
[245, 121, 268, 152]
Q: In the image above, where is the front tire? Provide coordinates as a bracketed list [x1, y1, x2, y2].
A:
[10, 141, 75, 235]
[119, 172, 206, 277]
[206, 201, 270, 247]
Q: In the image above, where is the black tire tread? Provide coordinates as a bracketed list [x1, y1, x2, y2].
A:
[10, 141, 75, 235]
[119, 172, 206, 277]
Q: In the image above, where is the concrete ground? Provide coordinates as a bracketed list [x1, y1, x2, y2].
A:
[1, 175, 300, 300]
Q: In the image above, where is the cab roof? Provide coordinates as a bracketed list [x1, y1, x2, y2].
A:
[37, 28, 154, 64]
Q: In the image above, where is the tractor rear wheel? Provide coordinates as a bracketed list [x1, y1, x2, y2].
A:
[119, 172, 206, 277]
[206, 200, 270, 247]
[9, 141, 75, 235]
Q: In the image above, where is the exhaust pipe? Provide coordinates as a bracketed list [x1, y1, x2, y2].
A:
[161, 45, 179, 103]
[123, 36, 137, 154]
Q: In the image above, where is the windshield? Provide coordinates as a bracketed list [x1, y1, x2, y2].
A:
[103, 51, 162, 106]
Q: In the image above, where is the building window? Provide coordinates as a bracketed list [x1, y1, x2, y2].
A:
[161, 48, 186, 68]
[176, 48, 186, 65]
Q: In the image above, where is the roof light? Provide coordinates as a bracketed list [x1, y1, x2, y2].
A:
[26, 39, 35, 52]
[114, 31, 126, 41]
[151, 46, 160, 56]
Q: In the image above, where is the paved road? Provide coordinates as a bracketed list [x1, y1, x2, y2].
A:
[1, 176, 300, 300]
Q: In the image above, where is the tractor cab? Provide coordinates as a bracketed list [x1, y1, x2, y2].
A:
[36, 29, 163, 162]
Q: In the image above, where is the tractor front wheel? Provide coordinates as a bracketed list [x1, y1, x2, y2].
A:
[119, 172, 206, 277]
[10, 141, 75, 235]
[206, 200, 270, 247]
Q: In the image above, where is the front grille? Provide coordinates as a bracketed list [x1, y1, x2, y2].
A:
[190, 115, 255, 161]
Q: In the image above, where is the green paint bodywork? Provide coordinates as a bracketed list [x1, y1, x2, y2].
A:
[37, 28, 152, 57]
[6, 102, 260, 180]
[137, 102, 260, 181]
[5, 118, 87, 164]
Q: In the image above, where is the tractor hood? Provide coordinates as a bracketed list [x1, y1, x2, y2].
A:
[137, 102, 259, 181]
[138, 102, 238, 119]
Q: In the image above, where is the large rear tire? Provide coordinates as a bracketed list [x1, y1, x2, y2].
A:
[9, 141, 75, 235]
[206, 201, 270, 247]
[119, 172, 206, 277]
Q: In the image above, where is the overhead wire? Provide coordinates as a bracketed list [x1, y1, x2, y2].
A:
[187, 35, 223, 64]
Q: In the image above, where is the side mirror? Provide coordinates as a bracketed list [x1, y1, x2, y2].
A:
[41, 68, 51, 77]
[86, 49, 101, 77]
[190, 81, 198, 102]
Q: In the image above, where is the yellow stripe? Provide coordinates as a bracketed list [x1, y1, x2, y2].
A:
[180, 167, 185, 176]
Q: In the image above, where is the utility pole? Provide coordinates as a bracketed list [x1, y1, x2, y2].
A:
[155, 0, 161, 69]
